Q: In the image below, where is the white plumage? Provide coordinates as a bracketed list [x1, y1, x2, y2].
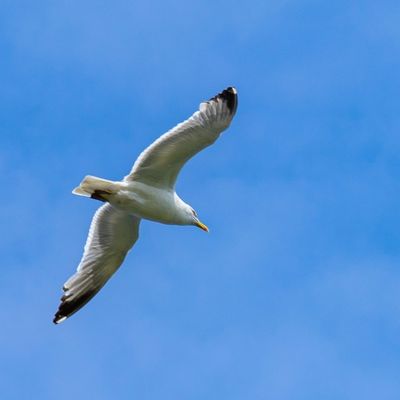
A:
[53, 87, 238, 323]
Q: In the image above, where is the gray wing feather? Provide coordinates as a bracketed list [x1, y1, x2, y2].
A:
[53, 204, 140, 323]
[125, 87, 238, 188]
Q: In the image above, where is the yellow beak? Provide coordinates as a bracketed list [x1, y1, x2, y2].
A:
[195, 220, 209, 232]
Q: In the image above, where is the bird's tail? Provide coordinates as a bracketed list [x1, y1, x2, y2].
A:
[72, 175, 121, 202]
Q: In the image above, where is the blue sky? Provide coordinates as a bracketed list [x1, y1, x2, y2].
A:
[1, 0, 400, 399]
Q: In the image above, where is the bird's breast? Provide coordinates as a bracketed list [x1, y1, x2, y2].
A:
[109, 182, 179, 224]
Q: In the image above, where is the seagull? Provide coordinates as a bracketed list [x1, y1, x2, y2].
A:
[53, 87, 238, 324]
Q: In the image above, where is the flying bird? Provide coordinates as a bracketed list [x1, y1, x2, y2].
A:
[53, 87, 238, 324]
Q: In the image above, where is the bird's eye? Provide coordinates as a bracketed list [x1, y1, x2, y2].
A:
[192, 209, 198, 217]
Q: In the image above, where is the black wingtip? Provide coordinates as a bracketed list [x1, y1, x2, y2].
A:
[209, 86, 238, 115]
[53, 289, 97, 324]
[53, 315, 66, 324]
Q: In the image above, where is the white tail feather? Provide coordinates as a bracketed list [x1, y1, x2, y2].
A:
[72, 175, 120, 198]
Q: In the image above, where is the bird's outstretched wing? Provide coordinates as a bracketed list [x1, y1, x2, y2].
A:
[125, 87, 238, 189]
[53, 204, 140, 324]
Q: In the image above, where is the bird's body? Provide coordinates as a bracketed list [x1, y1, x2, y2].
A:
[91, 180, 190, 225]
[53, 87, 238, 324]
[114, 182, 181, 223]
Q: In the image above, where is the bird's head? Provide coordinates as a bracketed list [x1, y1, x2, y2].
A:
[188, 207, 209, 232]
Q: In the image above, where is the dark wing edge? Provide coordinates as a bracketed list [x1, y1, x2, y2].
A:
[207, 86, 238, 116]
